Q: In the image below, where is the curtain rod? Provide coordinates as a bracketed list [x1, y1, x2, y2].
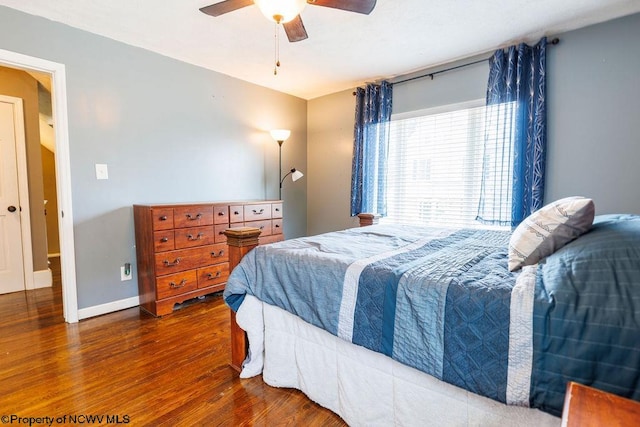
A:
[387, 37, 560, 87]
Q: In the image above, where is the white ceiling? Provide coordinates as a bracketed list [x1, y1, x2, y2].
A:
[2, 0, 640, 100]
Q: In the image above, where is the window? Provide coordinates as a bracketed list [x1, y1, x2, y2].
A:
[382, 100, 513, 229]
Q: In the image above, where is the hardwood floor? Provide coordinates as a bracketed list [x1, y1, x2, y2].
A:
[0, 259, 346, 426]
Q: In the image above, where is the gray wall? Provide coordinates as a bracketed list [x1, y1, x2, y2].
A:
[545, 12, 640, 212]
[0, 6, 307, 309]
[307, 89, 360, 236]
[307, 12, 640, 233]
[392, 60, 488, 115]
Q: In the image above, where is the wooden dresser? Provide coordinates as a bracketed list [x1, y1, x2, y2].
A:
[133, 200, 283, 316]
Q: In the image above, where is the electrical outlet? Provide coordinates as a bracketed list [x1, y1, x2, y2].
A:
[120, 264, 132, 281]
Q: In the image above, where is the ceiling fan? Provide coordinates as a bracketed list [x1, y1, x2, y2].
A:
[200, 0, 377, 42]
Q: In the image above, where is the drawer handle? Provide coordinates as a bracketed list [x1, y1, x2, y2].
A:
[259, 226, 265, 230]
[211, 250, 225, 258]
[207, 272, 221, 280]
[275, 224, 280, 228]
[218, 211, 226, 216]
[160, 237, 169, 243]
[187, 232, 204, 241]
[169, 279, 188, 289]
[159, 215, 168, 221]
[186, 213, 202, 220]
[252, 209, 264, 215]
[163, 257, 181, 267]
[234, 211, 240, 215]
[275, 208, 280, 212]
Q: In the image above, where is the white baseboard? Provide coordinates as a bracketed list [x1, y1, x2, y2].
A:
[78, 295, 140, 320]
[33, 269, 52, 289]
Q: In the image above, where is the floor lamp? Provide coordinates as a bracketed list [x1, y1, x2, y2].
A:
[270, 129, 304, 200]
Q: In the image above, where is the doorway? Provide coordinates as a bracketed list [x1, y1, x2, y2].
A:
[0, 48, 78, 323]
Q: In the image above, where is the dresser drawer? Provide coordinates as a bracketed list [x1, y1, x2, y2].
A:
[156, 270, 198, 300]
[260, 234, 284, 245]
[246, 219, 272, 236]
[197, 263, 229, 288]
[214, 224, 229, 243]
[208, 243, 228, 262]
[173, 205, 214, 228]
[153, 208, 174, 231]
[272, 219, 283, 235]
[153, 230, 175, 252]
[174, 225, 215, 249]
[272, 203, 283, 219]
[214, 205, 230, 225]
[229, 205, 244, 223]
[155, 243, 228, 274]
[244, 204, 272, 221]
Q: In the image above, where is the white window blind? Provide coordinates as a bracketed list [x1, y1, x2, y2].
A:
[382, 100, 511, 229]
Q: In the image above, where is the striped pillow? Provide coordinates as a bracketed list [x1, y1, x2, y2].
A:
[508, 197, 595, 271]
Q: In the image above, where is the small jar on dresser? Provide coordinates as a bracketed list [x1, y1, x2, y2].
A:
[133, 200, 283, 316]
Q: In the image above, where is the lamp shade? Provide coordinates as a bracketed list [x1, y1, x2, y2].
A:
[254, 0, 307, 23]
[279, 168, 303, 199]
[270, 129, 291, 142]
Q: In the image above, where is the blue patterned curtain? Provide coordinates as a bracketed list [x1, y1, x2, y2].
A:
[350, 81, 393, 216]
[477, 37, 547, 227]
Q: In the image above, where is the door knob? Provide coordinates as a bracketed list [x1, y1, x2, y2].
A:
[7, 206, 17, 212]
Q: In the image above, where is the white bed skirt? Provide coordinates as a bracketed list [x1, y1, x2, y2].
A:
[236, 295, 560, 426]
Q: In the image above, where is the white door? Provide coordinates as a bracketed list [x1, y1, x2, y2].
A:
[0, 95, 26, 294]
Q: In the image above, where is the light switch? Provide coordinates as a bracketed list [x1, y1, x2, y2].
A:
[95, 163, 109, 180]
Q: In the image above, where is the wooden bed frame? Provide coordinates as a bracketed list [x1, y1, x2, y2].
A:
[224, 213, 379, 371]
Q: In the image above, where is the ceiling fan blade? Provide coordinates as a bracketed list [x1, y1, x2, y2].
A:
[308, 0, 377, 15]
[283, 15, 309, 42]
[199, 0, 254, 17]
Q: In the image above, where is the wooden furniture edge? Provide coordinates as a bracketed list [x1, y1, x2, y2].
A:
[562, 381, 640, 426]
[141, 284, 226, 317]
[224, 227, 262, 373]
[357, 213, 381, 227]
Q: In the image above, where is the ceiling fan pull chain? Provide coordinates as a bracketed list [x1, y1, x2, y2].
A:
[274, 22, 281, 75]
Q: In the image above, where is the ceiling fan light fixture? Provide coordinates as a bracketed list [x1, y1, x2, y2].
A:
[254, 0, 307, 24]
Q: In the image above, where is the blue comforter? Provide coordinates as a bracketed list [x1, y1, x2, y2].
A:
[224, 218, 640, 416]
[531, 215, 640, 414]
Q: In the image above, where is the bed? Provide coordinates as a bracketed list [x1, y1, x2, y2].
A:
[223, 201, 640, 426]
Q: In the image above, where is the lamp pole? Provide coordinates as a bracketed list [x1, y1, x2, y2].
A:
[271, 129, 290, 200]
[278, 139, 284, 200]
